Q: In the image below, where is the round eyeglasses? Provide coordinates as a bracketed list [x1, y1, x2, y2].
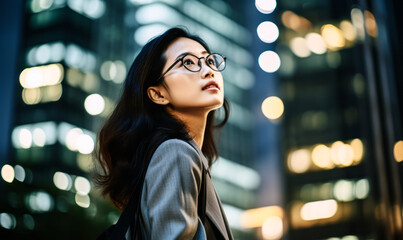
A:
[158, 53, 226, 80]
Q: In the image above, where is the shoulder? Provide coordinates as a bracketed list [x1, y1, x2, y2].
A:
[154, 139, 199, 158]
[150, 139, 201, 168]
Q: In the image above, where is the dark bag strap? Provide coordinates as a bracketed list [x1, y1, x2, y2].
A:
[102, 159, 207, 240]
[198, 166, 207, 222]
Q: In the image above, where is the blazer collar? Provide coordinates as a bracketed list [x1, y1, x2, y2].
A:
[188, 139, 210, 174]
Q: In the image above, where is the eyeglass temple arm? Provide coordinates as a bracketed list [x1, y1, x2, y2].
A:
[158, 58, 182, 81]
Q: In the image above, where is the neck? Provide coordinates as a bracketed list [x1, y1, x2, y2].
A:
[169, 110, 208, 149]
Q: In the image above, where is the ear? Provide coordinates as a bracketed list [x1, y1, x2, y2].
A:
[147, 86, 170, 105]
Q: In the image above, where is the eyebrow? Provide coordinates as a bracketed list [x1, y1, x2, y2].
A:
[174, 50, 209, 61]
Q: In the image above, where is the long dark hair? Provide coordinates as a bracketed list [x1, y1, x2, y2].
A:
[93, 27, 230, 209]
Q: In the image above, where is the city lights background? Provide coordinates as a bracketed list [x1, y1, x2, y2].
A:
[1, 0, 403, 239]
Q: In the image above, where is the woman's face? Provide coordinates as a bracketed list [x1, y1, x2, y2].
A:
[149, 37, 224, 114]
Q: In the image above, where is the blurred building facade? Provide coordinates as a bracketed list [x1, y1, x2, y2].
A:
[272, 0, 403, 239]
[0, 0, 260, 239]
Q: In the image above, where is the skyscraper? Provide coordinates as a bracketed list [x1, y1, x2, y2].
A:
[0, 0, 259, 239]
[274, 0, 403, 239]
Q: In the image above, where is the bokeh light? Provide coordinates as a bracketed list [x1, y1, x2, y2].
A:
[350, 138, 364, 163]
[1, 165, 15, 183]
[76, 134, 95, 154]
[258, 51, 281, 73]
[257, 21, 279, 43]
[32, 128, 46, 147]
[393, 140, 403, 162]
[74, 176, 91, 195]
[321, 24, 345, 49]
[53, 172, 73, 191]
[261, 96, 284, 120]
[355, 179, 370, 199]
[255, 0, 276, 14]
[26, 191, 54, 212]
[14, 165, 26, 182]
[84, 94, 105, 115]
[19, 64, 64, 89]
[0, 213, 16, 230]
[305, 33, 327, 54]
[75, 193, 90, 208]
[300, 199, 338, 221]
[290, 37, 311, 58]
[262, 216, 283, 240]
[340, 20, 357, 42]
[288, 149, 310, 173]
[312, 144, 334, 169]
[365, 10, 378, 37]
[333, 180, 354, 202]
[65, 128, 83, 151]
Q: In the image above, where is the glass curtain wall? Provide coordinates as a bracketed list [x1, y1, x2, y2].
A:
[275, 0, 403, 239]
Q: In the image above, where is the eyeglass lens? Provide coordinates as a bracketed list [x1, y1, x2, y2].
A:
[182, 54, 225, 72]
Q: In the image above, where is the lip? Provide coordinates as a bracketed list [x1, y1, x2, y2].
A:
[202, 80, 220, 91]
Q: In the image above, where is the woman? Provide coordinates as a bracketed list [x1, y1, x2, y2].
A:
[94, 27, 233, 240]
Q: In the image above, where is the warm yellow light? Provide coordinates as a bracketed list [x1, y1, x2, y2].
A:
[262, 216, 283, 240]
[241, 205, 283, 228]
[338, 144, 354, 167]
[19, 67, 42, 88]
[365, 11, 377, 37]
[22, 88, 41, 105]
[340, 20, 357, 42]
[43, 64, 63, 86]
[311, 144, 334, 169]
[305, 33, 327, 54]
[261, 96, 284, 120]
[288, 149, 311, 173]
[330, 141, 344, 166]
[300, 199, 338, 221]
[281, 11, 311, 32]
[42, 84, 63, 102]
[394, 141, 403, 162]
[19, 64, 63, 89]
[1, 165, 15, 183]
[290, 37, 311, 58]
[350, 138, 364, 164]
[321, 24, 345, 49]
[281, 11, 299, 30]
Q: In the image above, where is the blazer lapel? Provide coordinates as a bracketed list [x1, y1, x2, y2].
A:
[187, 140, 231, 240]
[212, 187, 234, 240]
[205, 176, 230, 240]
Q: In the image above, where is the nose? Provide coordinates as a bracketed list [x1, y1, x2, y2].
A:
[200, 59, 214, 79]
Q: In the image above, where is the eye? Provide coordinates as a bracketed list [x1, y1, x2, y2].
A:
[183, 58, 196, 66]
[207, 58, 216, 66]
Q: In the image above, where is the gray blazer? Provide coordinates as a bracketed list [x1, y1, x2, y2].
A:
[132, 139, 234, 240]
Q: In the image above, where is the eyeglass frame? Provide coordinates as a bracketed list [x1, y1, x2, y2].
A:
[157, 53, 226, 81]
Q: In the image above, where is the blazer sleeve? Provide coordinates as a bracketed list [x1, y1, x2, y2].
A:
[143, 139, 206, 240]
